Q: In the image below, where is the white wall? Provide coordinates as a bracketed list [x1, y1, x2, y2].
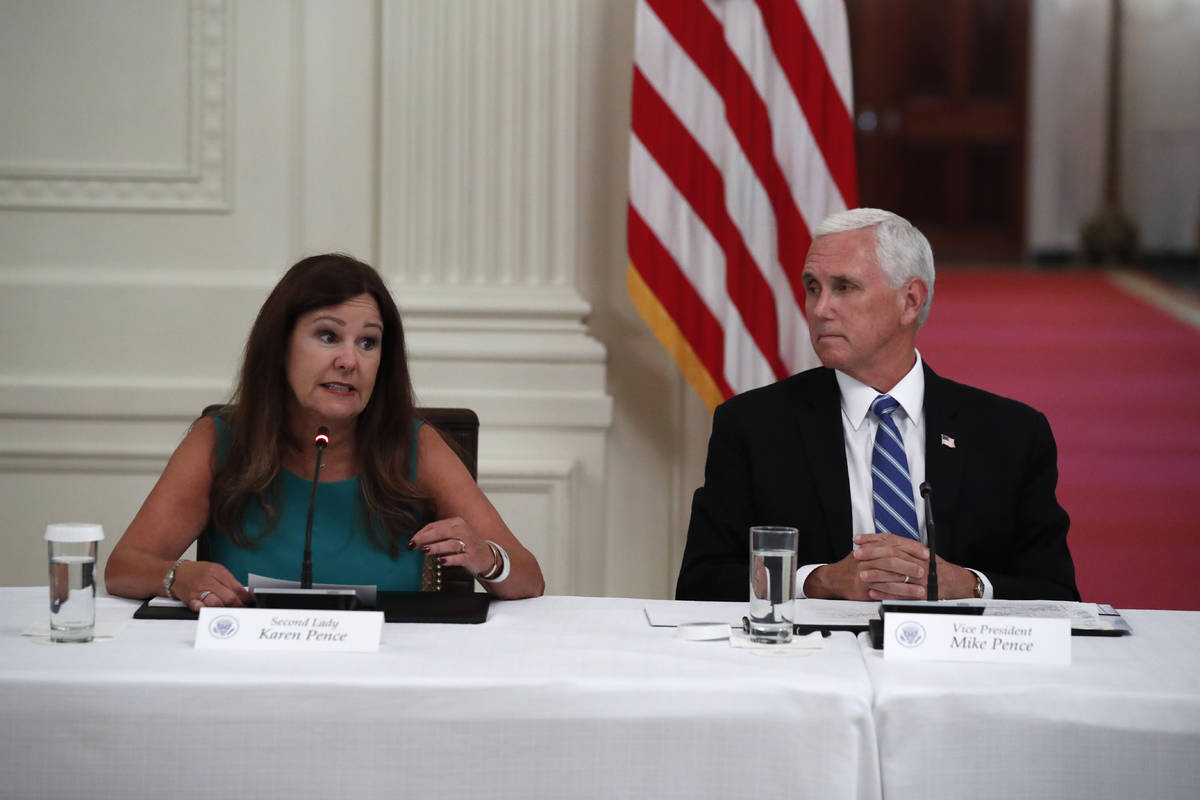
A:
[1121, 0, 1200, 251]
[1027, 0, 1200, 253]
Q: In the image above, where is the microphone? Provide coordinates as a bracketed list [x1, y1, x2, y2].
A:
[919, 482, 938, 601]
[300, 426, 329, 589]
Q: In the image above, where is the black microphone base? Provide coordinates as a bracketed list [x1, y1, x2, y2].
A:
[252, 588, 359, 611]
[880, 600, 985, 616]
[870, 601, 986, 649]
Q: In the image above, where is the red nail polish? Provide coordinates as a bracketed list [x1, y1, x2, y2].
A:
[421, 545, 431, 554]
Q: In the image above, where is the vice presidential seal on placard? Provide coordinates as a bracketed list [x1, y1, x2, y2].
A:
[209, 615, 239, 639]
[895, 621, 926, 647]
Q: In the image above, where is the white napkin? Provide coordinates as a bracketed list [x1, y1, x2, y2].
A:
[22, 619, 128, 640]
[729, 629, 825, 654]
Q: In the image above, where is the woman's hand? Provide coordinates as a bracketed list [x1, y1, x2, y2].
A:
[408, 517, 497, 577]
[172, 561, 254, 612]
[413, 425, 545, 598]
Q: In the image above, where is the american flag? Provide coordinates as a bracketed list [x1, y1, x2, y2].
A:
[627, 0, 857, 410]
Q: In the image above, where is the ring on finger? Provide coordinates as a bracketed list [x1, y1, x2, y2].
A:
[456, 539, 467, 554]
[198, 590, 213, 601]
[903, 575, 910, 584]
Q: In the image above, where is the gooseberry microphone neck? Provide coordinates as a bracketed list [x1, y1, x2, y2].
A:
[919, 481, 938, 602]
[300, 427, 330, 589]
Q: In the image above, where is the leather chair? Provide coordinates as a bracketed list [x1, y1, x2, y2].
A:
[193, 405, 479, 594]
[416, 408, 478, 594]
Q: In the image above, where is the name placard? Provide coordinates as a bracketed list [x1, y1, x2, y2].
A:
[195, 608, 383, 652]
[884, 612, 1070, 665]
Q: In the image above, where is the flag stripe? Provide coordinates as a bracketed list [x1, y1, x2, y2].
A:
[633, 2, 810, 374]
[627, 263, 728, 411]
[709, 0, 851, 234]
[628, 0, 856, 409]
[649, 0, 812, 314]
[631, 68, 787, 380]
[627, 205, 733, 399]
[796, 0, 854, 114]
[754, 0, 858, 207]
[629, 134, 776, 392]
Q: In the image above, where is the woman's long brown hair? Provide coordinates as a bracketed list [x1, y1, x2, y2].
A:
[209, 253, 433, 556]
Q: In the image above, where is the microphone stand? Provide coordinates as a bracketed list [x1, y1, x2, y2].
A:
[300, 427, 329, 589]
[919, 482, 938, 601]
[252, 425, 355, 610]
[870, 483, 965, 647]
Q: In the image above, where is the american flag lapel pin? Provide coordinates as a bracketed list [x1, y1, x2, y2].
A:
[940, 434, 956, 449]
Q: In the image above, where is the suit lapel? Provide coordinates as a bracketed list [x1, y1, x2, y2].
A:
[791, 370, 852, 559]
[922, 363, 966, 557]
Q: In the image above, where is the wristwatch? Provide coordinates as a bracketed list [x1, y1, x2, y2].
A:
[163, 557, 186, 599]
[973, 573, 985, 599]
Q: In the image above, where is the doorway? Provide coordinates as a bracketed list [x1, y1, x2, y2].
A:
[845, 0, 1031, 260]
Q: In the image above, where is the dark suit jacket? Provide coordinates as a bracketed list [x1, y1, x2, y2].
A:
[676, 363, 1079, 602]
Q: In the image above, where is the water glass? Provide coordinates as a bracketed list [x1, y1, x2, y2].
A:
[749, 526, 798, 643]
[45, 523, 104, 643]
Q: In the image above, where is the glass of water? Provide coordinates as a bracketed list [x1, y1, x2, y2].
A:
[45, 523, 104, 643]
[749, 526, 798, 643]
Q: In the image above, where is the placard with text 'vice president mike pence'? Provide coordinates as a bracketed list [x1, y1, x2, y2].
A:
[884, 612, 1070, 665]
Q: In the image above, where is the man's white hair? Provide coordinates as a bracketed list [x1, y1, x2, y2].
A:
[813, 208, 935, 326]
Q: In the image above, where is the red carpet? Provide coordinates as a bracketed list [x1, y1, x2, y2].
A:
[919, 269, 1200, 610]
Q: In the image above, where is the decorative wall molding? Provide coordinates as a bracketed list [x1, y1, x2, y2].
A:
[0, 0, 232, 212]
[480, 457, 577, 595]
[379, 0, 579, 290]
[0, 447, 170, 476]
[0, 379, 228, 419]
[0, 379, 611, 431]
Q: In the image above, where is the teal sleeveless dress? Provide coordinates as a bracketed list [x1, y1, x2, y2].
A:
[204, 417, 425, 590]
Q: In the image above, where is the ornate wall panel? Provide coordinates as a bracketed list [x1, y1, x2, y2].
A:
[0, 0, 232, 212]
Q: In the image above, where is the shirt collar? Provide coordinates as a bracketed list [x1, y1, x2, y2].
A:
[835, 351, 925, 431]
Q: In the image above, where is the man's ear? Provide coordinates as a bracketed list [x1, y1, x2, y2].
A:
[900, 278, 927, 324]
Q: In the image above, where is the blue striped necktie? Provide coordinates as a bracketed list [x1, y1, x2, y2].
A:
[870, 394, 921, 541]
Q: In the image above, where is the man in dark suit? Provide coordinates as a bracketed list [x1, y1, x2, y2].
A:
[676, 209, 1078, 603]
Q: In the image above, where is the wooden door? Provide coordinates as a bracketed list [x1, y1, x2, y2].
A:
[845, 0, 1030, 260]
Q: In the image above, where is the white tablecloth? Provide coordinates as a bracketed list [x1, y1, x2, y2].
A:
[1, 588, 880, 800]
[863, 609, 1200, 800]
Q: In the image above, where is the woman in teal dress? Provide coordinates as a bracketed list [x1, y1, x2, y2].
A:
[106, 254, 545, 607]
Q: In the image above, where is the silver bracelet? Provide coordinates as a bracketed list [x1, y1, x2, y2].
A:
[478, 540, 511, 583]
[163, 557, 186, 599]
[479, 541, 502, 580]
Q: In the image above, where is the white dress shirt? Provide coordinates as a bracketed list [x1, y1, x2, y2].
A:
[796, 351, 993, 598]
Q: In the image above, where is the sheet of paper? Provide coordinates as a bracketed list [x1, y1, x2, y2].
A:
[248, 573, 377, 607]
[891, 598, 1132, 633]
[647, 599, 1130, 633]
[643, 600, 744, 628]
[644, 599, 878, 629]
[792, 599, 878, 627]
[22, 619, 128, 639]
[980, 600, 1131, 633]
[729, 629, 825, 653]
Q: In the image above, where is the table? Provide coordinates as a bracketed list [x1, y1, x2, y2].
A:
[1, 588, 880, 800]
[6, 589, 1199, 800]
[863, 609, 1200, 800]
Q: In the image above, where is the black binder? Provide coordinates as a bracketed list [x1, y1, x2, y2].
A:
[133, 590, 491, 624]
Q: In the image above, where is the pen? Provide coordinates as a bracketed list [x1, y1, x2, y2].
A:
[793, 625, 832, 638]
